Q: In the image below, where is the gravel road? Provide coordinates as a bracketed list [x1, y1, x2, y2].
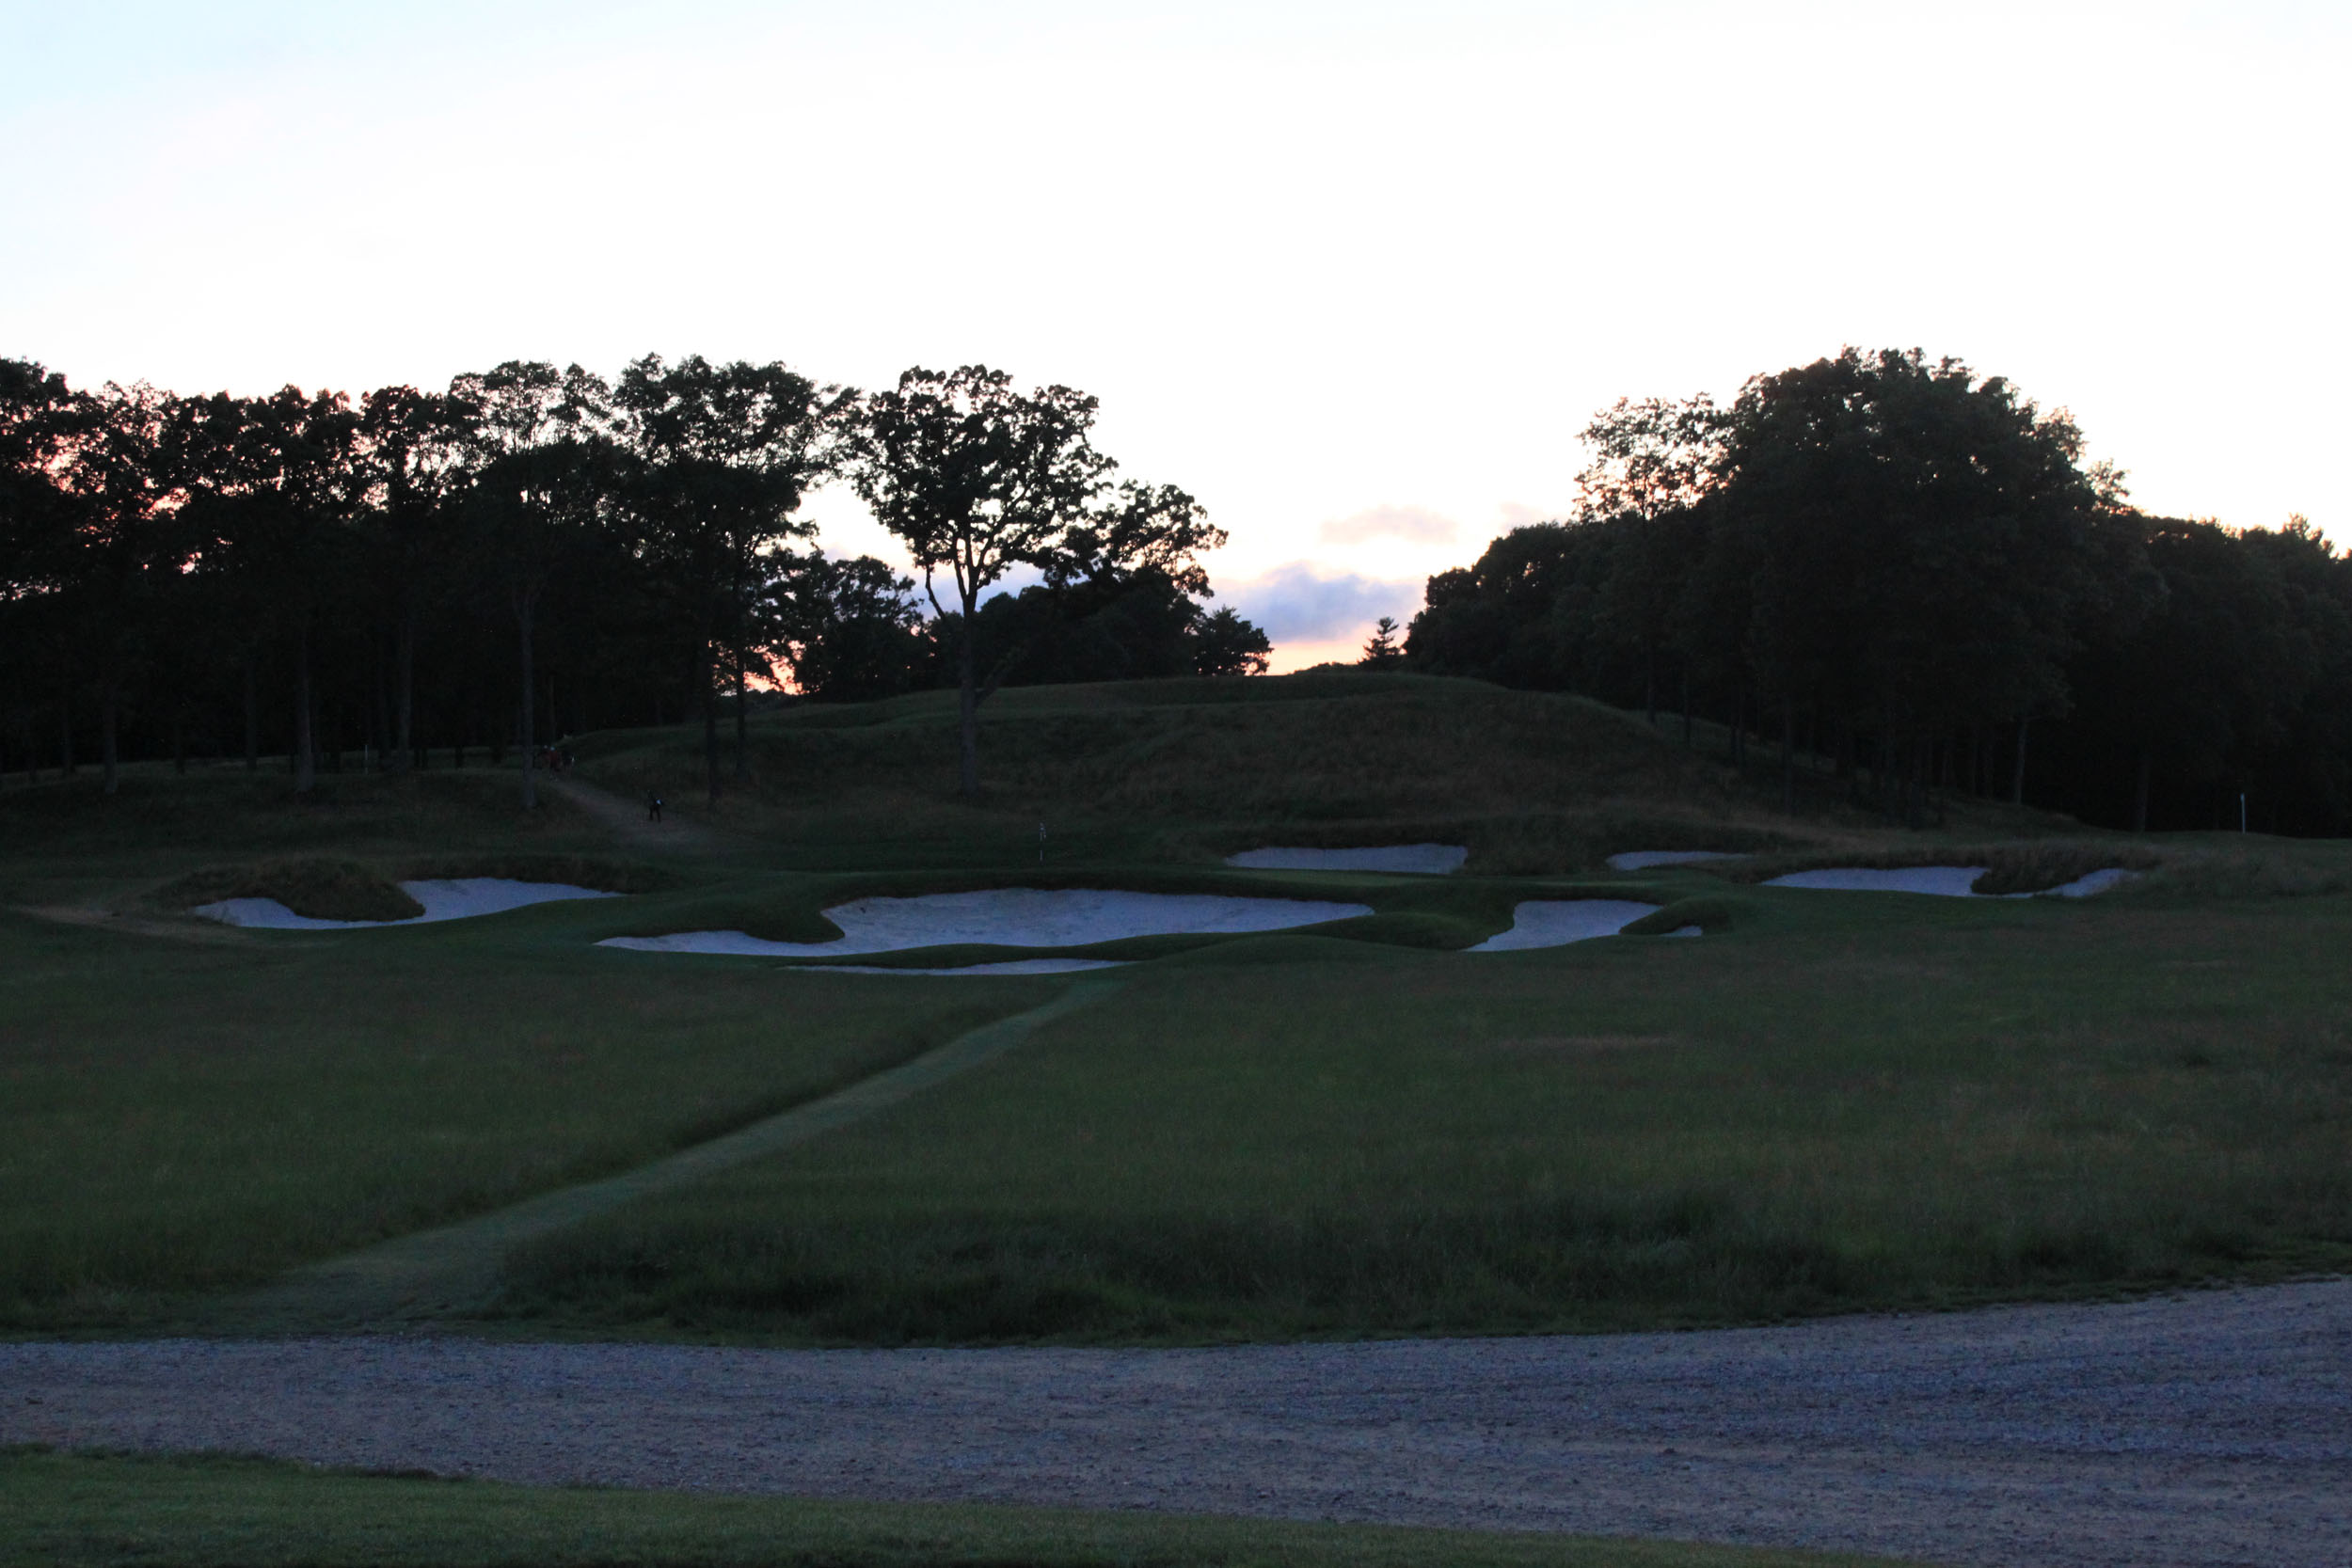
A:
[7, 1279, 2347, 1568]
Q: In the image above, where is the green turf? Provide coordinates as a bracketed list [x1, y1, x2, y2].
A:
[3, 672, 2343, 1343]
[0, 1449, 1913, 1568]
[496, 886, 2352, 1342]
[0, 906, 1050, 1330]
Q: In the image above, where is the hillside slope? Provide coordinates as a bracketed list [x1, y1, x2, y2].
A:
[576, 673, 1827, 872]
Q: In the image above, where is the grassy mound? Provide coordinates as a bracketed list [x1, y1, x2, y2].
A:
[574, 674, 1819, 874]
[154, 858, 422, 923]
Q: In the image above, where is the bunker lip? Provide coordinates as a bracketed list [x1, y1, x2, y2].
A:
[1608, 850, 1744, 870]
[1762, 866, 2141, 899]
[1224, 844, 1469, 875]
[195, 879, 618, 929]
[799, 958, 1128, 976]
[599, 888, 1376, 959]
[1469, 899, 1666, 951]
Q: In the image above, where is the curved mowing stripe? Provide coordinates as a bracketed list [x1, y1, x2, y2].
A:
[214, 982, 1119, 1332]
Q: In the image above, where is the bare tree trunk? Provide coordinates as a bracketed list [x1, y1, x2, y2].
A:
[2010, 718, 2029, 805]
[734, 647, 750, 783]
[294, 624, 316, 795]
[1781, 695, 1795, 813]
[517, 590, 538, 812]
[393, 610, 415, 774]
[957, 597, 981, 800]
[701, 634, 723, 807]
[2133, 748, 2152, 832]
[100, 669, 119, 796]
[243, 657, 259, 771]
[1645, 645, 1657, 727]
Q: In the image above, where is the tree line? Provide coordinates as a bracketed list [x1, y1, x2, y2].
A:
[1402, 347, 2348, 834]
[0, 357, 1270, 803]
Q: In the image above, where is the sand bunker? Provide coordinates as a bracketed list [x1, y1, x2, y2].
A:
[195, 879, 617, 930]
[1224, 845, 1469, 874]
[1764, 866, 2139, 898]
[1469, 899, 1662, 951]
[802, 958, 1127, 976]
[601, 888, 1374, 960]
[1607, 850, 1742, 870]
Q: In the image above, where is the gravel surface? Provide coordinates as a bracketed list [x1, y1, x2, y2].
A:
[8, 1279, 2346, 1566]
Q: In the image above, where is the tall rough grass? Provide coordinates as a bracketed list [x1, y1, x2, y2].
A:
[152, 858, 423, 921]
[491, 896, 2352, 1344]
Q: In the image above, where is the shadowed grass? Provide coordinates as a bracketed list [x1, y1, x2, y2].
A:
[0, 910, 1048, 1331]
[573, 677, 1806, 875]
[10, 673, 2352, 1347]
[496, 895, 2352, 1343]
[0, 1449, 1904, 1568]
[150, 859, 424, 922]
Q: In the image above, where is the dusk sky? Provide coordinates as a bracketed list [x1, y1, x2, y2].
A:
[5, 1, 2343, 668]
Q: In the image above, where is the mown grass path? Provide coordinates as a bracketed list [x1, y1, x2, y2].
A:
[211, 982, 1119, 1332]
[13, 1278, 2347, 1568]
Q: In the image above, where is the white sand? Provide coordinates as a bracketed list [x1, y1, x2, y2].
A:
[194, 879, 616, 929]
[1468, 899, 1661, 951]
[1224, 845, 1469, 874]
[600, 888, 1374, 959]
[1764, 866, 2141, 899]
[1607, 850, 1743, 870]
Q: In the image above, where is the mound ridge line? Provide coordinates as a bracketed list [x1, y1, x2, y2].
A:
[210, 981, 1119, 1333]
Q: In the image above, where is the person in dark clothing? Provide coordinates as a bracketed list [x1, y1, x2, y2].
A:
[647, 793, 664, 823]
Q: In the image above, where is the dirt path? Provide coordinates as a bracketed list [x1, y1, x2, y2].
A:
[546, 775, 728, 854]
[10, 1278, 2345, 1568]
[210, 982, 1118, 1332]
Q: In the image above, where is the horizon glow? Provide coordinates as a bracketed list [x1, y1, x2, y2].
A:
[5, 1, 2344, 671]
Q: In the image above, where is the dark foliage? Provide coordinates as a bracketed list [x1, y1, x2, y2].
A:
[1406, 347, 2344, 833]
[0, 356, 1267, 797]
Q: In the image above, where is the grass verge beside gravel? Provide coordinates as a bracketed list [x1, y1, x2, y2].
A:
[0, 1449, 1908, 1568]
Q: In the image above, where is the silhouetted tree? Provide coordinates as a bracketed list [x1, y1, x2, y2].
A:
[453, 362, 613, 811]
[614, 355, 843, 801]
[851, 365, 1114, 797]
[358, 385, 466, 774]
[772, 550, 935, 701]
[188, 387, 363, 794]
